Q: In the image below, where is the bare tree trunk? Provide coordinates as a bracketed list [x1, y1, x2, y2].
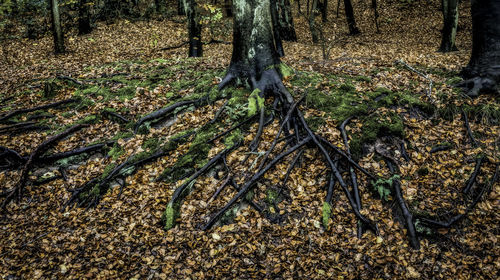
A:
[321, 0, 328, 22]
[438, 0, 459, 52]
[49, 0, 65, 54]
[460, 0, 500, 96]
[309, 0, 320, 43]
[372, 0, 379, 32]
[277, 0, 297, 41]
[343, 0, 360, 35]
[78, 0, 93, 35]
[178, 0, 186, 15]
[184, 0, 202, 57]
[224, 0, 232, 17]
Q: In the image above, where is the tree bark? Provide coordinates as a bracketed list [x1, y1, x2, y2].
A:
[155, 0, 166, 15]
[277, 0, 297, 41]
[78, 0, 93, 35]
[343, 0, 360, 35]
[309, 0, 320, 43]
[461, 0, 500, 96]
[219, 0, 286, 94]
[49, 0, 65, 54]
[184, 0, 202, 57]
[224, 0, 233, 17]
[321, 0, 328, 22]
[178, 0, 186, 15]
[438, 0, 459, 52]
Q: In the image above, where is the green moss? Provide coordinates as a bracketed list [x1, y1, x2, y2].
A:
[322, 202, 332, 229]
[163, 202, 176, 230]
[101, 163, 117, 179]
[266, 189, 278, 204]
[107, 144, 124, 160]
[224, 128, 242, 148]
[115, 86, 136, 101]
[339, 83, 356, 93]
[111, 131, 134, 141]
[305, 116, 326, 131]
[78, 114, 100, 124]
[248, 89, 264, 117]
[279, 63, 294, 78]
[354, 75, 371, 82]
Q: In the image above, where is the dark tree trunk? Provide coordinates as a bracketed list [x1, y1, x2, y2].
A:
[271, 0, 285, 57]
[460, 0, 500, 96]
[224, 0, 233, 17]
[49, 0, 65, 54]
[439, 0, 459, 52]
[219, 0, 286, 95]
[321, 0, 328, 22]
[372, 0, 379, 32]
[78, 0, 93, 35]
[343, 0, 360, 35]
[309, 0, 320, 43]
[178, 0, 186, 15]
[277, 0, 297, 41]
[185, 0, 202, 57]
[155, 0, 166, 15]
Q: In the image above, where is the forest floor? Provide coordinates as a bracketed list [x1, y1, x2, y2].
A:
[0, 1, 499, 279]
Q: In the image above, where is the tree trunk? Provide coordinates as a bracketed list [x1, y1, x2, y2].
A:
[277, 0, 297, 41]
[439, 0, 459, 52]
[184, 0, 202, 57]
[343, 0, 360, 35]
[78, 0, 93, 35]
[219, 0, 286, 94]
[321, 0, 328, 22]
[49, 0, 65, 54]
[178, 0, 186, 15]
[460, 0, 500, 96]
[224, 0, 233, 17]
[309, 0, 320, 43]
[372, 0, 379, 33]
[155, 0, 166, 15]
[270, 0, 285, 57]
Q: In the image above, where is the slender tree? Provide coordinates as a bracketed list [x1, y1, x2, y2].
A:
[439, 0, 459, 52]
[343, 0, 360, 35]
[460, 0, 500, 96]
[184, 0, 202, 57]
[224, 0, 232, 17]
[49, 0, 65, 53]
[155, 0, 166, 15]
[308, 0, 320, 43]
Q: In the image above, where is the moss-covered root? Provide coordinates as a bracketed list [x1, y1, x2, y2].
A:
[322, 202, 332, 229]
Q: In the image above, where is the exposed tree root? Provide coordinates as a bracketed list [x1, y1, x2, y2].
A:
[1, 124, 88, 209]
[462, 109, 478, 147]
[417, 163, 498, 228]
[0, 98, 78, 123]
[134, 98, 202, 133]
[463, 155, 484, 195]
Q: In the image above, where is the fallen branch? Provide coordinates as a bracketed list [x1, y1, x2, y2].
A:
[395, 59, 435, 103]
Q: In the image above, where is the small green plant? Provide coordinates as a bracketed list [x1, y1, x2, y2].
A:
[372, 174, 400, 201]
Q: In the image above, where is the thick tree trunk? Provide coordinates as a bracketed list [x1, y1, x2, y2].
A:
[460, 0, 500, 96]
[49, 0, 65, 54]
[343, 0, 360, 35]
[219, 0, 285, 94]
[277, 0, 297, 41]
[78, 0, 93, 35]
[439, 0, 459, 52]
[270, 0, 285, 57]
[184, 0, 202, 57]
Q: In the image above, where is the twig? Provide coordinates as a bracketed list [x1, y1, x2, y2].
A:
[462, 109, 478, 147]
[395, 59, 435, 103]
[0, 98, 78, 123]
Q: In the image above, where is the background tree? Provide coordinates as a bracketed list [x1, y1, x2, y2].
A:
[460, 0, 500, 96]
[184, 0, 202, 57]
[78, 0, 93, 35]
[49, 0, 64, 53]
[343, 0, 360, 35]
[276, 0, 297, 41]
[439, 0, 459, 52]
